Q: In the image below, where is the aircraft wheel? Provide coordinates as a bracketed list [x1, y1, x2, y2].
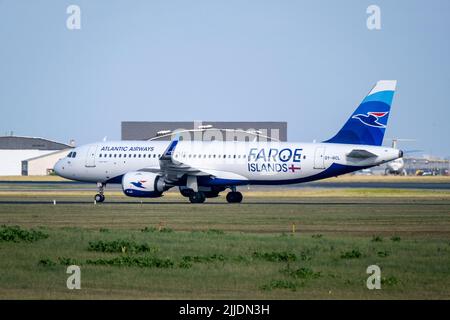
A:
[226, 191, 243, 203]
[189, 192, 206, 204]
[179, 188, 193, 197]
[95, 194, 105, 203]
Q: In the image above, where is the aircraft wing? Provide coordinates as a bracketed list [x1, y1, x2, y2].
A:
[193, 168, 248, 181]
[141, 139, 248, 184]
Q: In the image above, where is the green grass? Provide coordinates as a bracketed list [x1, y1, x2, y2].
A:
[0, 190, 449, 299]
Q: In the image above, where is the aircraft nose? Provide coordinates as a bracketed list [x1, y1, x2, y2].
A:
[53, 159, 64, 176]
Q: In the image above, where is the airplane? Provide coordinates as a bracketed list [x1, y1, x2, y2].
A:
[54, 80, 402, 204]
[385, 157, 407, 175]
[384, 139, 417, 175]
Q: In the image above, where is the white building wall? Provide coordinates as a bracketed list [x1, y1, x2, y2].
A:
[0, 150, 54, 176]
[26, 150, 69, 176]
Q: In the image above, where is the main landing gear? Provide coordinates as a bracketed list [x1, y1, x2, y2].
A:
[226, 186, 243, 203]
[94, 182, 105, 203]
[189, 191, 206, 204]
[188, 190, 242, 203]
[226, 191, 243, 203]
[182, 181, 243, 204]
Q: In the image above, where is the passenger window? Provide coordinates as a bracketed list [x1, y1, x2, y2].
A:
[114, 154, 117, 158]
[138, 154, 141, 158]
[109, 154, 112, 158]
[134, 154, 136, 158]
[119, 154, 122, 158]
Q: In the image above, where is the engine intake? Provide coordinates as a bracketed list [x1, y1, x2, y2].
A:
[122, 172, 167, 198]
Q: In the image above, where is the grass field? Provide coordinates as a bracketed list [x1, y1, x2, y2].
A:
[0, 187, 449, 299]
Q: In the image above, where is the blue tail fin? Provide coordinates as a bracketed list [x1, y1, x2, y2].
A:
[324, 80, 397, 146]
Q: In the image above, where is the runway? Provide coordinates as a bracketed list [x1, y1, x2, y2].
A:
[290, 181, 450, 190]
[1, 180, 450, 190]
[1, 200, 449, 205]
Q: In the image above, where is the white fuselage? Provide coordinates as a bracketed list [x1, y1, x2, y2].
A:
[54, 140, 401, 186]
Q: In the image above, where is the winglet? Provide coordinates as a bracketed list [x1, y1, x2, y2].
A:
[160, 138, 179, 160]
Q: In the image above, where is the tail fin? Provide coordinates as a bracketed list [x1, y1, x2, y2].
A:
[324, 80, 397, 146]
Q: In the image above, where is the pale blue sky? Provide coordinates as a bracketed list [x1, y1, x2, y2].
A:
[1, 0, 449, 156]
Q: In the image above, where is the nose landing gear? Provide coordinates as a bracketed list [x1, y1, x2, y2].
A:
[94, 182, 106, 203]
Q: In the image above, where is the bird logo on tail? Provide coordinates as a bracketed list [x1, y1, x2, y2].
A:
[352, 112, 389, 128]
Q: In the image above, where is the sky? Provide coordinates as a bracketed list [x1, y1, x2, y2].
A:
[0, 0, 449, 157]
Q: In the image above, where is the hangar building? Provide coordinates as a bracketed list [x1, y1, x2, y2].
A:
[21, 149, 72, 176]
[122, 121, 287, 142]
[0, 136, 71, 176]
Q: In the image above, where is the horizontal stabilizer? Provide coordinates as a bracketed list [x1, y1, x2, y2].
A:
[346, 149, 377, 159]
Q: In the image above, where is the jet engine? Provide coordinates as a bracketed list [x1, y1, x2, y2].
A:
[122, 172, 168, 197]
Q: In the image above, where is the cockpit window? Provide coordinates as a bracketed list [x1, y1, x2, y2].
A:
[67, 152, 73, 158]
[72, 152, 77, 158]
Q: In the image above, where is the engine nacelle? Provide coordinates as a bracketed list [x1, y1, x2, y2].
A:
[122, 172, 167, 198]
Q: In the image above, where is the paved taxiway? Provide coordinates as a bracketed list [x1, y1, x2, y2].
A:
[1, 180, 449, 191]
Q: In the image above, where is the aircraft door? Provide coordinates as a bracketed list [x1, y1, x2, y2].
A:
[313, 147, 326, 169]
[85, 145, 97, 167]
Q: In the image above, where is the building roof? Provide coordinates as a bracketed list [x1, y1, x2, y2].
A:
[22, 148, 73, 162]
[0, 136, 71, 150]
[122, 121, 288, 141]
